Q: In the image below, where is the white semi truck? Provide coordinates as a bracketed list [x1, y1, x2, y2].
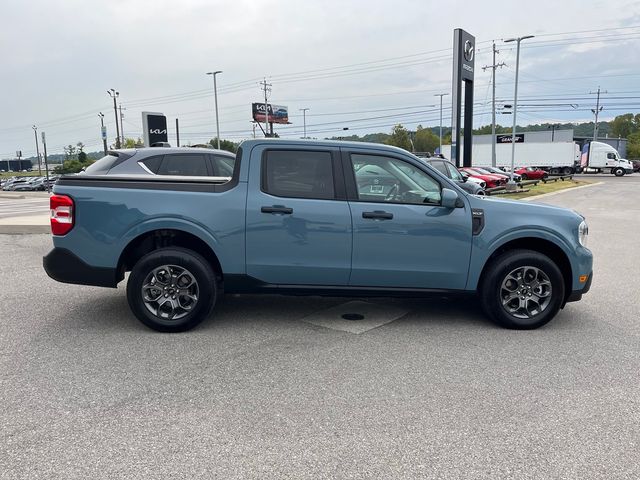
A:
[441, 140, 633, 176]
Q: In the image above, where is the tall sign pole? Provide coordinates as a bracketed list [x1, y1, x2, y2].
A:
[451, 29, 475, 167]
[260, 78, 272, 138]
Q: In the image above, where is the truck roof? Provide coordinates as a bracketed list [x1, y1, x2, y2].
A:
[238, 138, 415, 156]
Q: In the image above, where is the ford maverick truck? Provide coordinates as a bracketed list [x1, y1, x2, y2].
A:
[44, 140, 593, 332]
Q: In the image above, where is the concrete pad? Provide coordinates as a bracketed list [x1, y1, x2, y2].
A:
[301, 300, 408, 334]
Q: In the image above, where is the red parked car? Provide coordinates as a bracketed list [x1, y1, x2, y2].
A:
[515, 167, 548, 180]
[460, 167, 507, 188]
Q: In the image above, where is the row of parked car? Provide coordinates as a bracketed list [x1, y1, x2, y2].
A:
[418, 156, 549, 195]
[1, 175, 60, 191]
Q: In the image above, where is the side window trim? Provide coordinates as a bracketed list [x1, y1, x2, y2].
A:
[260, 148, 343, 201]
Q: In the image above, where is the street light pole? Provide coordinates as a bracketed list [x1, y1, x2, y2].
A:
[32, 125, 42, 176]
[41, 131, 50, 193]
[434, 93, 449, 154]
[98, 113, 107, 155]
[300, 108, 309, 138]
[504, 35, 534, 189]
[206, 71, 223, 149]
[107, 89, 120, 148]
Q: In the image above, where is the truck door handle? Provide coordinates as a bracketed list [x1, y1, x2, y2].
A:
[261, 205, 293, 215]
[362, 210, 393, 220]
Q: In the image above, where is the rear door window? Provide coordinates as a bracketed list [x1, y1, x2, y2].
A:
[210, 155, 236, 176]
[139, 155, 163, 174]
[157, 154, 209, 176]
[430, 160, 450, 177]
[262, 150, 335, 199]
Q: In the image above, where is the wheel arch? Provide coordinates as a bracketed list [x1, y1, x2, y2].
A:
[117, 229, 224, 284]
[476, 236, 573, 301]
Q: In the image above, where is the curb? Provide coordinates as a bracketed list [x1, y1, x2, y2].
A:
[523, 181, 603, 202]
[0, 225, 50, 235]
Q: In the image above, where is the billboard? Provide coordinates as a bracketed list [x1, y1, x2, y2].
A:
[142, 111, 168, 146]
[252, 103, 289, 124]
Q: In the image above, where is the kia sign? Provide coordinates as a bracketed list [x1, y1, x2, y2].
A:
[142, 111, 168, 146]
[252, 103, 289, 124]
[497, 134, 524, 143]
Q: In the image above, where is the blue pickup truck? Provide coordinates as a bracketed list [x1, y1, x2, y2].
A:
[44, 140, 592, 332]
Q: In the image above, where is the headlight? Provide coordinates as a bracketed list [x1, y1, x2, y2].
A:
[578, 220, 589, 247]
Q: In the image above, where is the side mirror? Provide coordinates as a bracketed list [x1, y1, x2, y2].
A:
[441, 187, 463, 209]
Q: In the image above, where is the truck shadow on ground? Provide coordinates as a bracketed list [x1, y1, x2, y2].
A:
[58, 289, 518, 333]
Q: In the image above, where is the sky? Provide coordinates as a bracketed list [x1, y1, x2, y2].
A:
[1, 0, 640, 158]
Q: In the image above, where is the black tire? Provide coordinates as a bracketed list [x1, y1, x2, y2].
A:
[520, 173, 528, 180]
[562, 167, 573, 175]
[126, 247, 218, 332]
[542, 173, 549, 180]
[613, 167, 625, 177]
[479, 249, 565, 330]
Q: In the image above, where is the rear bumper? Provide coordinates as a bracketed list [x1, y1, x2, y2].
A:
[566, 272, 593, 303]
[43, 247, 119, 288]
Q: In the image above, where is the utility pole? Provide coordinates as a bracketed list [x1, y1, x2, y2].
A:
[482, 41, 506, 167]
[433, 93, 449, 154]
[504, 35, 534, 189]
[206, 71, 223, 149]
[32, 125, 42, 175]
[260, 77, 272, 138]
[175, 118, 180, 147]
[119, 105, 126, 145]
[41, 131, 50, 193]
[299, 108, 309, 138]
[590, 86, 606, 140]
[107, 89, 121, 148]
[98, 113, 107, 155]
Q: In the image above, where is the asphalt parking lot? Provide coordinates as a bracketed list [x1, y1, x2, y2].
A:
[1, 176, 639, 479]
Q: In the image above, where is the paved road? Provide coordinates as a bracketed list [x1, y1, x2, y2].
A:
[0, 195, 49, 219]
[1, 180, 639, 479]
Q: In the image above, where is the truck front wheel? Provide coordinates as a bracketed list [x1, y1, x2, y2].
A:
[479, 249, 565, 329]
[126, 247, 218, 332]
[613, 167, 625, 177]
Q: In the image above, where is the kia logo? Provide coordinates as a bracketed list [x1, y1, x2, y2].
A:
[464, 40, 474, 62]
[149, 129, 167, 134]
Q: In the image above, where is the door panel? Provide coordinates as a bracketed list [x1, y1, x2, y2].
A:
[245, 147, 352, 285]
[345, 151, 473, 290]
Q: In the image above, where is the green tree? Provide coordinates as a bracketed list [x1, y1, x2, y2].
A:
[414, 126, 440, 153]
[208, 138, 239, 153]
[610, 113, 640, 138]
[122, 137, 144, 148]
[627, 132, 640, 159]
[385, 124, 412, 151]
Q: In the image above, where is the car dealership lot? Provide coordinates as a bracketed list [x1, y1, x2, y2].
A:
[1, 177, 639, 478]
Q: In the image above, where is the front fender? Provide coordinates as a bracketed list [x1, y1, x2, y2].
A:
[466, 227, 576, 291]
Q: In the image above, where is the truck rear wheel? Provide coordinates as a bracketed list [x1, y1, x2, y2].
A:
[126, 247, 218, 332]
[479, 249, 565, 329]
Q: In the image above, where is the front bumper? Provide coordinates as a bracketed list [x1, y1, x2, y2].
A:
[566, 271, 593, 303]
[43, 247, 119, 288]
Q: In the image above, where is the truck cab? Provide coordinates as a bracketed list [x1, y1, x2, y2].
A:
[582, 141, 634, 176]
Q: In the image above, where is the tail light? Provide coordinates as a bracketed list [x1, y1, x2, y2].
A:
[50, 194, 74, 236]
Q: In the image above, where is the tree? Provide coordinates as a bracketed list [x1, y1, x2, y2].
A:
[627, 132, 640, 159]
[122, 137, 144, 148]
[64, 144, 77, 160]
[610, 113, 640, 138]
[208, 138, 239, 153]
[385, 124, 412, 151]
[414, 126, 440, 154]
